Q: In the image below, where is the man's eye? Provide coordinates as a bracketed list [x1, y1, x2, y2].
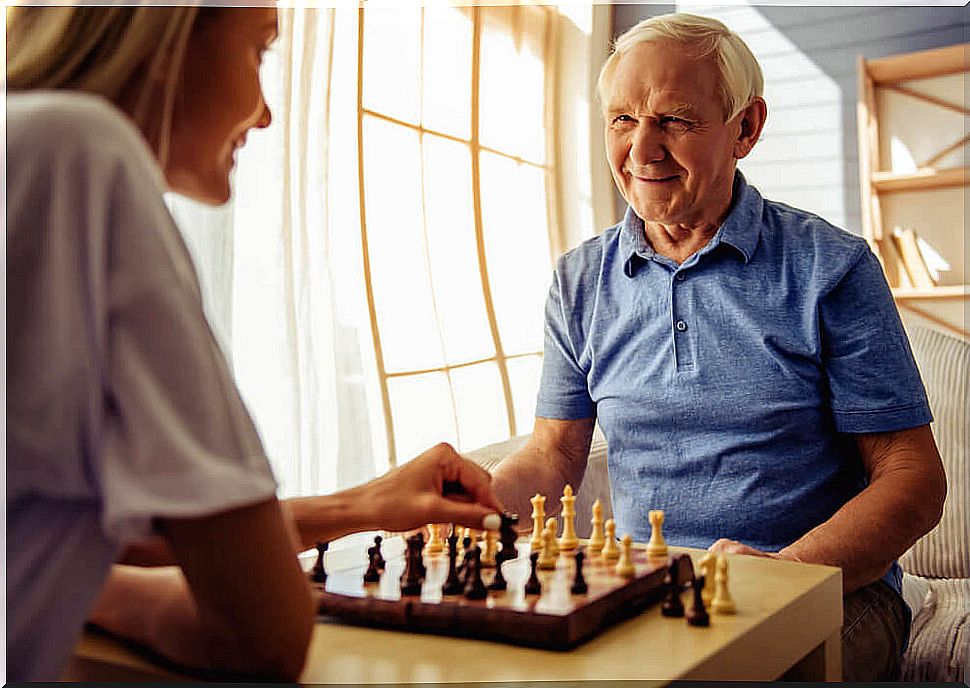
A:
[661, 117, 691, 129]
[612, 115, 635, 125]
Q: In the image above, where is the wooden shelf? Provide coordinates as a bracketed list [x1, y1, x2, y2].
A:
[868, 43, 968, 84]
[871, 167, 967, 193]
[891, 285, 970, 301]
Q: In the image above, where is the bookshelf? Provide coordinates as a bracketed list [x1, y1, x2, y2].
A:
[857, 43, 969, 338]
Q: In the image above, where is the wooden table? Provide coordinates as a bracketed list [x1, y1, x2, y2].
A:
[69, 545, 843, 682]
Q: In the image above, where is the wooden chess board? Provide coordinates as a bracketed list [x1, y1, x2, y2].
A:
[312, 540, 692, 650]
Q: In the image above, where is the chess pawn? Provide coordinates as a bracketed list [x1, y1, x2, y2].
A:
[373, 535, 386, 571]
[570, 550, 588, 595]
[529, 493, 546, 551]
[524, 552, 542, 595]
[310, 540, 329, 584]
[424, 524, 444, 555]
[538, 525, 557, 570]
[544, 517, 560, 558]
[601, 518, 620, 563]
[481, 529, 498, 568]
[588, 499, 605, 554]
[646, 509, 669, 559]
[614, 534, 635, 578]
[699, 552, 715, 605]
[558, 484, 579, 551]
[711, 555, 736, 614]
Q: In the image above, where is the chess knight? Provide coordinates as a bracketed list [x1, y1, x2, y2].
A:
[489, 12, 946, 683]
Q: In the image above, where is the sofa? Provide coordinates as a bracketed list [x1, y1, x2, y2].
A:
[466, 325, 968, 682]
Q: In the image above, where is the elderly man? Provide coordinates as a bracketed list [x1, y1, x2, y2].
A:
[491, 13, 946, 681]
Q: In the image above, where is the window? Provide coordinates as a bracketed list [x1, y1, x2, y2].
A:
[358, 6, 559, 464]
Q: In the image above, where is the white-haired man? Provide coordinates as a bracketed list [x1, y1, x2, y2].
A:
[492, 13, 946, 681]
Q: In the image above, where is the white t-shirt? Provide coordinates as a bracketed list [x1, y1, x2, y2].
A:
[6, 92, 279, 681]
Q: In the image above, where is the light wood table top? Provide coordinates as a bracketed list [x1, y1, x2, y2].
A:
[70, 543, 842, 683]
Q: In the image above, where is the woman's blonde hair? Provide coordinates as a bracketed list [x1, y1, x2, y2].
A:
[597, 13, 763, 122]
[6, 3, 203, 166]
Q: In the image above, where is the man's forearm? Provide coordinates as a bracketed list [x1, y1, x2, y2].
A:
[781, 454, 945, 593]
[491, 442, 585, 530]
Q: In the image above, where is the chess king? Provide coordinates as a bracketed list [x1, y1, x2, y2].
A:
[490, 12, 946, 682]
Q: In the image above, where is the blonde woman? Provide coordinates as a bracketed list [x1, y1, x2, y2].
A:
[7, 6, 502, 681]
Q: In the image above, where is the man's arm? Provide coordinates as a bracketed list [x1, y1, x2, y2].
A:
[490, 416, 596, 527]
[713, 424, 946, 593]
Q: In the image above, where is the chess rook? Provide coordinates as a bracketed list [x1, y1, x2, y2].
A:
[646, 510, 668, 559]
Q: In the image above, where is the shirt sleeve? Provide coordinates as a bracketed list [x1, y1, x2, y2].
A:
[535, 268, 595, 420]
[819, 246, 933, 433]
[98, 144, 277, 543]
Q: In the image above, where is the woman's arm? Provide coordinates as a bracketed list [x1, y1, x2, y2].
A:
[90, 497, 314, 680]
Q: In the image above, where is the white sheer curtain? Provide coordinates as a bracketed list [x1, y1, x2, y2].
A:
[170, 9, 387, 498]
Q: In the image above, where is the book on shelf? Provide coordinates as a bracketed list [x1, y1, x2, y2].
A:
[892, 226, 936, 290]
[877, 232, 913, 289]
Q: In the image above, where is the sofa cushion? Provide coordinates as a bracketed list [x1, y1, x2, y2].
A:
[901, 576, 970, 682]
[901, 327, 969, 579]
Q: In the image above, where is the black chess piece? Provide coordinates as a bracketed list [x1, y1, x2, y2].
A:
[661, 568, 685, 617]
[524, 551, 542, 595]
[687, 576, 710, 627]
[373, 535, 386, 571]
[458, 537, 476, 585]
[442, 539, 463, 595]
[498, 512, 519, 561]
[362, 549, 382, 584]
[309, 540, 329, 583]
[464, 547, 488, 600]
[400, 536, 424, 596]
[414, 531, 427, 578]
[488, 560, 508, 591]
[570, 550, 588, 594]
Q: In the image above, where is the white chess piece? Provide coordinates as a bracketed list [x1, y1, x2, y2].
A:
[588, 499, 605, 554]
[424, 524, 443, 555]
[711, 555, 736, 614]
[559, 484, 579, 551]
[614, 534, 635, 578]
[601, 518, 619, 563]
[538, 524, 557, 570]
[699, 552, 716, 605]
[646, 510, 668, 559]
[544, 517, 560, 558]
[481, 529, 498, 567]
[530, 493, 546, 551]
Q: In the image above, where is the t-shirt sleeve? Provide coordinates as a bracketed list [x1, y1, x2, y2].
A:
[535, 268, 595, 420]
[819, 246, 932, 433]
[98, 145, 277, 542]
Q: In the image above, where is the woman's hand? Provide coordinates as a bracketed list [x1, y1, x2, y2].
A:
[362, 443, 504, 533]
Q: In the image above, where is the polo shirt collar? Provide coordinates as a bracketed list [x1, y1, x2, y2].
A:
[620, 171, 764, 277]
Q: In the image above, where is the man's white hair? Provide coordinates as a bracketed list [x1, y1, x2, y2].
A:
[597, 13, 764, 122]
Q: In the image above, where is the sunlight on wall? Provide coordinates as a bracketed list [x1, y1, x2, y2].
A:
[675, 2, 846, 226]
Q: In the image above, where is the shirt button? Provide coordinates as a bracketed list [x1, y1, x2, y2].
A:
[675, 320, 688, 332]
[675, 273, 685, 282]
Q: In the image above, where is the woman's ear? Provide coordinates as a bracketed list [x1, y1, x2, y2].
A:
[733, 97, 767, 160]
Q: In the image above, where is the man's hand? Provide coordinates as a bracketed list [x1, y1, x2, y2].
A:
[708, 538, 792, 561]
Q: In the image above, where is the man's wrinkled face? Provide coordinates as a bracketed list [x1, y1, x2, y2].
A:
[605, 40, 743, 228]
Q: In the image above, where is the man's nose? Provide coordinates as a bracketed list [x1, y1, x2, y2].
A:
[629, 122, 665, 165]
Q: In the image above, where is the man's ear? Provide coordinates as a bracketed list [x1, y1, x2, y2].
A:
[733, 97, 767, 160]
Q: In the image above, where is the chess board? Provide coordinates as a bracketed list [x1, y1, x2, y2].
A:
[312, 540, 693, 650]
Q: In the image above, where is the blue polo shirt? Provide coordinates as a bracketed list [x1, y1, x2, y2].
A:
[536, 173, 931, 595]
